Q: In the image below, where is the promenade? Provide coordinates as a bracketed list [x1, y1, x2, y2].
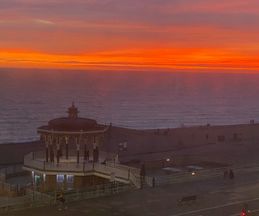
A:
[5, 163, 259, 216]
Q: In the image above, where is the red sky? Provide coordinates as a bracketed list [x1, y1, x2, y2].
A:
[1, 0, 259, 71]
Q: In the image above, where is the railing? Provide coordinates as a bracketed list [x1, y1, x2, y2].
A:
[0, 165, 28, 196]
[24, 152, 95, 173]
[59, 182, 133, 202]
[105, 161, 141, 188]
[145, 162, 259, 187]
[0, 181, 12, 192]
[106, 161, 140, 174]
[31, 150, 115, 163]
[145, 167, 227, 187]
[0, 190, 54, 213]
[24, 152, 141, 188]
[0, 165, 24, 177]
[0, 182, 133, 213]
[129, 171, 141, 188]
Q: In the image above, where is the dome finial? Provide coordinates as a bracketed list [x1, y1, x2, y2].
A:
[67, 102, 79, 118]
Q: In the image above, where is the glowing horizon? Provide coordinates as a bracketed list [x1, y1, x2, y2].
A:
[1, 0, 259, 72]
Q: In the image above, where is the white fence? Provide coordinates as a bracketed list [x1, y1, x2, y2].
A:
[0, 165, 24, 177]
[0, 165, 27, 196]
[61, 182, 133, 202]
[0, 182, 133, 213]
[0, 190, 54, 213]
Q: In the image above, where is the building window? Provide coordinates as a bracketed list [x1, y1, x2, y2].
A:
[35, 175, 42, 186]
[57, 174, 64, 183]
[67, 175, 74, 183]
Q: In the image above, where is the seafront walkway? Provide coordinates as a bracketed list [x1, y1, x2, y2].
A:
[3, 162, 259, 215]
[4, 166, 259, 216]
[146, 161, 259, 187]
[0, 182, 133, 213]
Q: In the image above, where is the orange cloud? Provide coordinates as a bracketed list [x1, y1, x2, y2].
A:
[1, 48, 259, 72]
[1, 0, 259, 72]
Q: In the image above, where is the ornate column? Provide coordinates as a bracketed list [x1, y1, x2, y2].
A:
[76, 138, 80, 164]
[59, 137, 63, 157]
[65, 136, 69, 160]
[56, 141, 60, 164]
[94, 147, 99, 163]
[50, 135, 54, 163]
[93, 136, 97, 149]
[45, 135, 49, 162]
[96, 136, 100, 162]
[93, 136, 99, 163]
[83, 137, 88, 161]
[92, 136, 96, 162]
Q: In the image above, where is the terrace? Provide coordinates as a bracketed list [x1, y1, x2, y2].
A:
[23, 151, 141, 188]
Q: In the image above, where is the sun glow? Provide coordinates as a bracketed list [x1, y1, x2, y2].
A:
[1, 48, 259, 72]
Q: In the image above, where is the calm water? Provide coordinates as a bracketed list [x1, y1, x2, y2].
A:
[1, 69, 259, 144]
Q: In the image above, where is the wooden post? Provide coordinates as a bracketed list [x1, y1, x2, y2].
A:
[50, 145, 54, 163]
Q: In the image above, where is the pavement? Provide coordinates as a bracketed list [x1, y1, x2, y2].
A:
[3, 165, 259, 216]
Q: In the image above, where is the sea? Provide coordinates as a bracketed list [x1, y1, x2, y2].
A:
[1, 68, 259, 144]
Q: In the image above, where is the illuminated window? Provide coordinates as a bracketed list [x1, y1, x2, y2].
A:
[35, 175, 41, 185]
[56, 174, 64, 183]
[67, 175, 74, 183]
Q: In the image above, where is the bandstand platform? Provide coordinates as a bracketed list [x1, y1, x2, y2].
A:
[22, 104, 141, 191]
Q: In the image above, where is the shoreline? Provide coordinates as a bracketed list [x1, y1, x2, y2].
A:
[1, 122, 259, 166]
[0, 121, 256, 145]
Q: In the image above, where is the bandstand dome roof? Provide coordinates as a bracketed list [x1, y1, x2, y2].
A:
[38, 103, 107, 132]
[47, 117, 99, 131]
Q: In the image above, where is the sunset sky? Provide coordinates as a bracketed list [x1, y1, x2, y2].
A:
[1, 0, 259, 71]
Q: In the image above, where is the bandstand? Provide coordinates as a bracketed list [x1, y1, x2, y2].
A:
[38, 103, 108, 164]
[23, 104, 140, 191]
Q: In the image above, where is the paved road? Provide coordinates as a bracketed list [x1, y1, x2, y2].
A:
[4, 166, 259, 216]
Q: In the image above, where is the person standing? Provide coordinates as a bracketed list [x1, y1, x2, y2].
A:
[229, 169, 234, 180]
[152, 177, 156, 188]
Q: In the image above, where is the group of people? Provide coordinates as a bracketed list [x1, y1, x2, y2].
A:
[223, 169, 235, 180]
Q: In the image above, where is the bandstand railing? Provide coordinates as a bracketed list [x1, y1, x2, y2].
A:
[23, 152, 141, 188]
